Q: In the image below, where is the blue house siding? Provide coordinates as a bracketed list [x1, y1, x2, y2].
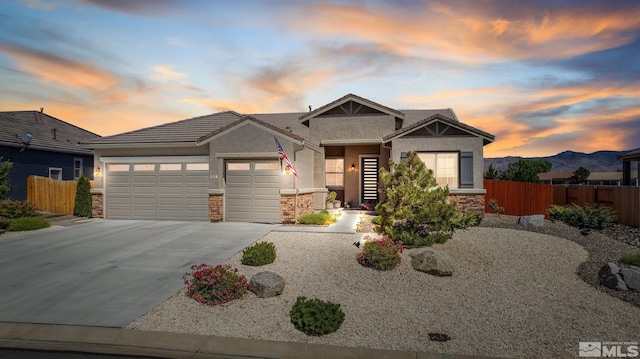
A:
[0, 145, 94, 201]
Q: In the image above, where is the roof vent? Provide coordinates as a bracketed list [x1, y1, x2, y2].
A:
[51, 128, 57, 141]
[308, 105, 312, 112]
[40, 107, 44, 113]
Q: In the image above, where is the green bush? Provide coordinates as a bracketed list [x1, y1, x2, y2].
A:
[356, 236, 403, 270]
[183, 264, 248, 306]
[620, 252, 640, 267]
[241, 241, 276, 266]
[7, 216, 50, 231]
[385, 222, 451, 247]
[290, 296, 345, 336]
[0, 200, 38, 219]
[74, 175, 92, 217]
[547, 204, 616, 233]
[297, 210, 335, 225]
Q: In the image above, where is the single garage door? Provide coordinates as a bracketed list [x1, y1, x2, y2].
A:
[106, 159, 209, 220]
[226, 161, 280, 222]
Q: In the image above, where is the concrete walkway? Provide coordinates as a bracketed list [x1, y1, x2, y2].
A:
[274, 211, 362, 234]
[0, 322, 504, 359]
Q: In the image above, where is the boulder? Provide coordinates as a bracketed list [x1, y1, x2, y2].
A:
[518, 215, 545, 227]
[620, 267, 640, 292]
[410, 248, 453, 276]
[598, 263, 628, 291]
[249, 271, 285, 298]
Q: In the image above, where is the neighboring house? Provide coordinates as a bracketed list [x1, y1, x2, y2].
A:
[81, 94, 495, 223]
[538, 171, 639, 186]
[618, 148, 640, 186]
[0, 110, 101, 200]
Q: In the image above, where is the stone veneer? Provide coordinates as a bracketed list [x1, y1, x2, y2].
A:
[209, 194, 223, 222]
[449, 193, 485, 218]
[91, 193, 103, 218]
[281, 192, 315, 224]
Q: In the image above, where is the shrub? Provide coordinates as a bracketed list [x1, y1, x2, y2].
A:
[547, 204, 616, 233]
[451, 212, 482, 229]
[183, 264, 248, 306]
[0, 216, 9, 229]
[488, 199, 504, 214]
[74, 175, 92, 217]
[0, 200, 38, 219]
[356, 236, 403, 270]
[241, 241, 276, 266]
[297, 210, 335, 225]
[7, 216, 50, 231]
[620, 252, 640, 267]
[290, 296, 345, 336]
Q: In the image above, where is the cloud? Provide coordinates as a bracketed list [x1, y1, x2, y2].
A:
[0, 42, 118, 91]
[19, 0, 56, 11]
[151, 65, 187, 82]
[76, 0, 190, 16]
[285, 1, 640, 63]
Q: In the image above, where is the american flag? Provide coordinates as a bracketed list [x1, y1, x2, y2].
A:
[274, 136, 299, 178]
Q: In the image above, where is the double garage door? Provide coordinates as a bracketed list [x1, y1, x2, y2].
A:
[106, 158, 210, 221]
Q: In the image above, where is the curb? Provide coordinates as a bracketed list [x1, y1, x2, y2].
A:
[0, 322, 505, 359]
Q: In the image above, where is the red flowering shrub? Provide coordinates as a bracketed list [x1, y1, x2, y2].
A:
[356, 236, 403, 270]
[183, 264, 248, 305]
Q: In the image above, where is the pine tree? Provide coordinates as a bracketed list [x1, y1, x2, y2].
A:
[73, 175, 92, 217]
[0, 157, 12, 200]
[375, 151, 460, 246]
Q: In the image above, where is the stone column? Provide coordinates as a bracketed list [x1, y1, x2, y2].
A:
[91, 192, 104, 218]
[209, 194, 223, 222]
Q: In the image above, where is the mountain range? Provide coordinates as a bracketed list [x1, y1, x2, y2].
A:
[483, 150, 637, 173]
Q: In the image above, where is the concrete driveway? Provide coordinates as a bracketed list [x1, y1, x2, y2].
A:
[0, 220, 278, 328]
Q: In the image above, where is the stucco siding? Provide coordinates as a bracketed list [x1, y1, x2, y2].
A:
[309, 115, 395, 143]
[392, 137, 485, 189]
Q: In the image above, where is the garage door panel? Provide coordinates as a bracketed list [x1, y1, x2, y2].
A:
[158, 186, 183, 195]
[109, 175, 131, 184]
[158, 197, 183, 206]
[107, 197, 131, 205]
[108, 186, 131, 195]
[158, 175, 183, 184]
[133, 197, 156, 206]
[186, 175, 208, 184]
[186, 197, 208, 206]
[133, 186, 156, 194]
[226, 161, 280, 222]
[133, 175, 156, 184]
[254, 175, 279, 184]
[227, 174, 251, 183]
[185, 187, 207, 195]
[226, 210, 251, 221]
[132, 209, 156, 218]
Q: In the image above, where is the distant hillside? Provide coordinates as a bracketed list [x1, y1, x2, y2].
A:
[484, 150, 637, 173]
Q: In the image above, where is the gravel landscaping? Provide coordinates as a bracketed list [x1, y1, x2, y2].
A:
[128, 214, 640, 358]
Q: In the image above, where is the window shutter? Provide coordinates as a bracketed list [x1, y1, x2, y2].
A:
[460, 152, 474, 188]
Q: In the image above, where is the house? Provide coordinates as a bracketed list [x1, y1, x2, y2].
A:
[538, 171, 639, 186]
[81, 94, 495, 223]
[0, 110, 101, 200]
[618, 148, 640, 186]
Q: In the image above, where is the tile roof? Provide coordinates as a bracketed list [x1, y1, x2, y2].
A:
[0, 110, 100, 155]
[196, 115, 307, 144]
[383, 113, 495, 145]
[83, 111, 243, 146]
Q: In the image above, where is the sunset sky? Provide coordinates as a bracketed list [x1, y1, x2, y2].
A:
[1, 0, 639, 157]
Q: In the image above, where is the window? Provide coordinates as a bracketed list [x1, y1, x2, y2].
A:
[108, 164, 130, 172]
[49, 168, 62, 180]
[417, 152, 459, 188]
[186, 163, 209, 171]
[227, 163, 249, 171]
[133, 164, 155, 171]
[159, 164, 181, 171]
[325, 158, 344, 187]
[255, 162, 279, 171]
[73, 158, 83, 179]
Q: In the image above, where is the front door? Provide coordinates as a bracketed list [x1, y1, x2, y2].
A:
[361, 157, 379, 205]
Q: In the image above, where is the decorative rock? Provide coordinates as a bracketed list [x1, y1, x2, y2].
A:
[620, 267, 640, 292]
[249, 271, 285, 298]
[518, 215, 545, 227]
[410, 248, 453, 276]
[598, 263, 628, 291]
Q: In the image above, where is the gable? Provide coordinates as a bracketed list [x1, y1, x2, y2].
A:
[402, 122, 475, 138]
[300, 93, 404, 126]
[383, 115, 495, 146]
[316, 100, 386, 117]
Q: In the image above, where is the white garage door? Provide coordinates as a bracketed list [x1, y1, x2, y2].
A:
[226, 161, 280, 223]
[106, 159, 209, 221]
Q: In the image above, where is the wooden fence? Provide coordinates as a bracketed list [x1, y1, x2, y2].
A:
[553, 185, 640, 228]
[27, 176, 79, 215]
[484, 179, 554, 218]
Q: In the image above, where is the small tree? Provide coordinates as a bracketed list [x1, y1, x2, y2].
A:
[375, 151, 459, 246]
[484, 164, 500, 179]
[572, 166, 590, 184]
[501, 159, 552, 183]
[0, 157, 13, 200]
[73, 175, 92, 217]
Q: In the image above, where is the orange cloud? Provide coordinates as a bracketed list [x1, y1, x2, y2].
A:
[289, 2, 640, 62]
[0, 43, 118, 91]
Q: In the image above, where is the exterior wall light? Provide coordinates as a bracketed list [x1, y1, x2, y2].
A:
[350, 163, 356, 172]
[94, 167, 101, 176]
[284, 165, 291, 175]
